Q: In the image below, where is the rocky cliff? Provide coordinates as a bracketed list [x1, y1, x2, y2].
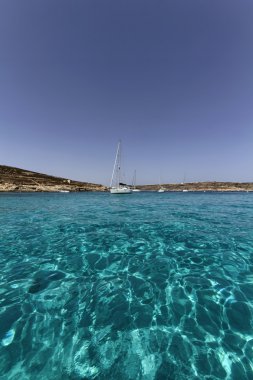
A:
[0, 165, 107, 192]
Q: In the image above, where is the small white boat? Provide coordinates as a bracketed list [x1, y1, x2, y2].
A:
[59, 190, 70, 193]
[110, 141, 132, 194]
[182, 189, 188, 192]
[157, 175, 166, 192]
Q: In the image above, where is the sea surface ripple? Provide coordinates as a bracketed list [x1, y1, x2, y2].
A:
[0, 192, 253, 379]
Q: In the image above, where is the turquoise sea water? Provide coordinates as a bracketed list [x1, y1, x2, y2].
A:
[0, 192, 253, 380]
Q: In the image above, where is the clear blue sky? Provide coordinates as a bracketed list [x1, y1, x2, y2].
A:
[0, 0, 253, 185]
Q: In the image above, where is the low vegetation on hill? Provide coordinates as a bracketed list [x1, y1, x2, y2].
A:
[138, 182, 253, 192]
[0, 165, 106, 192]
[1, 165, 252, 192]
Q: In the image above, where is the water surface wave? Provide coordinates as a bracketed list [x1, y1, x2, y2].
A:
[0, 192, 253, 379]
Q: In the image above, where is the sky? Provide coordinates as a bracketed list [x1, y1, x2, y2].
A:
[0, 0, 253, 185]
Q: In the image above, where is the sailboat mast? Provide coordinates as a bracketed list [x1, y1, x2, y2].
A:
[110, 140, 121, 188]
[117, 140, 121, 187]
[133, 169, 136, 189]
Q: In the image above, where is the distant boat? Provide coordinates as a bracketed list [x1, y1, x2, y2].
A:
[110, 141, 132, 194]
[59, 190, 70, 193]
[181, 173, 189, 191]
[158, 175, 166, 192]
[132, 169, 141, 192]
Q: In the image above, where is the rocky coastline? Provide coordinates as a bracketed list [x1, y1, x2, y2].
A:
[1, 165, 253, 193]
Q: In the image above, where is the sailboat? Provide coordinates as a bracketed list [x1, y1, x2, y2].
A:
[181, 172, 188, 192]
[110, 141, 132, 194]
[132, 169, 141, 192]
[157, 175, 166, 192]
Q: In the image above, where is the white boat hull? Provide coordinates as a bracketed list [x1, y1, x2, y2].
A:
[132, 189, 141, 192]
[110, 187, 132, 194]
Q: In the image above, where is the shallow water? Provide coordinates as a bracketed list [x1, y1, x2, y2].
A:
[0, 192, 253, 379]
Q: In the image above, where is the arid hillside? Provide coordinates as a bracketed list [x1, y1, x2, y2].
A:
[1, 165, 252, 192]
[0, 165, 107, 192]
[138, 182, 253, 192]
